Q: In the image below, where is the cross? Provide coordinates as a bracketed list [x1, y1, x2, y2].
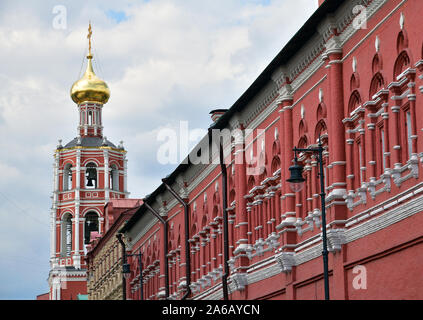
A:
[87, 22, 92, 55]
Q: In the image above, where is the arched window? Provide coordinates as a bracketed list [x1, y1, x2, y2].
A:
[393, 51, 410, 79]
[191, 223, 197, 239]
[201, 215, 207, 229]
[348, 90, 362, 115]
[63, 163, 73, 191]
[88, 110, 93, 125]
[212, 206, 219, 219]
[229, 189, 236, 205]
[110, 164, 119, 191]
[372, 54, 383, 75]
[399, 103, 414, 161]
[298, 119, 307, 137]
[369, 72, 385, 99]
[247, 176, 255, 191]
[346, 90, 365, 189]
[296, 136, 309, 219]
[81, 111, 85, 125]
[271, 156, 281, 174]
[316, 103, 327, 121]
[61, 213, 72, 257]
[350, 73, 360, 91]
[85, 162, 97, 189]
[84, 212, 99, 244]
[396, 31, 408, 54]
[315, 119, 329, 190]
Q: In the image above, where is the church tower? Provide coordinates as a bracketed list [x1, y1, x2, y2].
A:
[48, 24, 128, 300]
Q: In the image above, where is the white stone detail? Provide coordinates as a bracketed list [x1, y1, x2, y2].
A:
[275, 251, 295, 273]
[326, 228, 346, 252]
[230, 272, 248, 291]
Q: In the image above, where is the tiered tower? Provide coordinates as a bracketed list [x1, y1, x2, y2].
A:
[48, 24, 128, 300]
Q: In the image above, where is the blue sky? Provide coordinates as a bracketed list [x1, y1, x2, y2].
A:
[0, 0, 317, 299]
[107, 10, 129, 23]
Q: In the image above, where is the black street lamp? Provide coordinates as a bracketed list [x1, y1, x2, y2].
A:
[287, 138, 330, 300]
[123, 252, 144, 300]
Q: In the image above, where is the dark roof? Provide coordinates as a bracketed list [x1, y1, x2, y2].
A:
[63, 136, 117, 148]
[120, 0, 346, 234]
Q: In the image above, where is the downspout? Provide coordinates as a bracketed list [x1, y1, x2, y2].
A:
[116, 233, 127, 300]
[138, 251, 144, 300]
[161, 178, 191, 300]
[208, 127, 230, 300]
[143, 200, 170, 299]
[219, 135, 230, 300]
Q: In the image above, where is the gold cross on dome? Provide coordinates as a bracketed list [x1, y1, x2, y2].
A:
[87, 22, 92, 56]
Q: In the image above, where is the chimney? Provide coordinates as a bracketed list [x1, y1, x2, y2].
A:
[318, 0, 325, 6]
[209, 109, 228, 123]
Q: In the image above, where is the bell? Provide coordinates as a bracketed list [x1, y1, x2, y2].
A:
[86, 169, 96, 187]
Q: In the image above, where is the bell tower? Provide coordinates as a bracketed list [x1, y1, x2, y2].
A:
[48, 23, 129, 300]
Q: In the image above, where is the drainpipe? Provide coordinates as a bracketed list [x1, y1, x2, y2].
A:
[161, 178, 191, 300]
[116, 233, 127, 300]
[208, 127, 230, 300]
[219, 136, 230, 300]
[143, 200, 170, 299]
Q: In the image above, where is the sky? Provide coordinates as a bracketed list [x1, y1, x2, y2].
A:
[0, 0, 317, 299]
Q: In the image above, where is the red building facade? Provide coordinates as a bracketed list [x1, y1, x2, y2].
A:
[47, 30, 129, 300]
[118, 0, 423, 300]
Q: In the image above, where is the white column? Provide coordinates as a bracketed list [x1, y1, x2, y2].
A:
[104, 150, 109, 204]
[84, 107, 88, 136]
[52, 282, 56, 300]
[124, 157, 128, 195]
[56, 280, 61, 300]
[51, 153, 59, 263]
[74, 150, 81, 268]
[56, 220, 61, 260]
[94, 107, 98, 136]
[98, 217, 104, 234]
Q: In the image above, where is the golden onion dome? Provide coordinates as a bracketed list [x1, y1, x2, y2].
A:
[70, 54, 110, 105]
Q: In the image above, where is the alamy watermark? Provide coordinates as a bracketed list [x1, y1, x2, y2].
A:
[52, 5, 67, 30]
[352, 265, 367, 290]
[156, 121, 266, 176]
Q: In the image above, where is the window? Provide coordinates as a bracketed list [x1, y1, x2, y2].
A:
[84, 212, 99, 244]
[381, 128, 386, 170]
[88, 111, 93, 125]
[85, 163, 97, 189]
[110, 164, 119, 191]
[375, 124, 385, 176]
[61, 213, 72, 257]
[353, 138, 364, 189]
[369, 73, 384, 99]
[393, 51, 410, 80]
[398, 105, 413, 162]
[63, 163, 72, 191]
[347, 91, 364, 188]
[358, 142, 364, 184]
[406, 110, 413, 158]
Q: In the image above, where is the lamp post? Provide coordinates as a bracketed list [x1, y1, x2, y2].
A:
[116, 233, 127, 300]
[122, 252, 144, 300]
[286, 138, 330, 300]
